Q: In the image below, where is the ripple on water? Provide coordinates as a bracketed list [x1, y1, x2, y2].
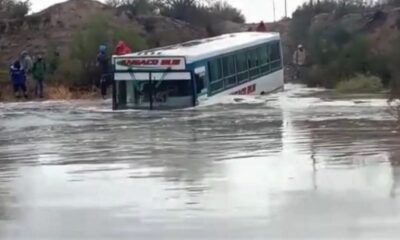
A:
[0, 84, 400, 239]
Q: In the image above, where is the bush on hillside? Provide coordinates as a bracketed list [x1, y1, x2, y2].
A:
[0, 0, 31, 20]
[157, 0, 245, 36]
[49, 58, 82, 86]
[50, 13, 146, 87]
[106, 0, 157, 15]
[289, 0, 397, 89]
[158, 0, 210, 26]
[289, 0, 368, 47]
[303, 29, 373, 87]
[106, 0, 245, 36]
[336, 74, 384, 93]
[209, 1, 245, 24]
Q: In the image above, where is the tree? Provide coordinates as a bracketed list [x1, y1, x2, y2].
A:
[56, 13, 147, 87]
[0, 0, 30, 19]
[106, 0, 157, 15]
[209, 1, 245, 23]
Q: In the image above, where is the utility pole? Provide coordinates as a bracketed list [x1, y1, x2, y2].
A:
[284, 0, 287, 18]
[272, 0, 276, 22]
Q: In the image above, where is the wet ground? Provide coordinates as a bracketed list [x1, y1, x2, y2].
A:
[0, 84, 400, 239]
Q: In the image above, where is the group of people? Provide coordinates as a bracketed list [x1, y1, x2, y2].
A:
[8, 40, 131, 100]
[10, 51, 47, 99]
[8, 41, 304, 100]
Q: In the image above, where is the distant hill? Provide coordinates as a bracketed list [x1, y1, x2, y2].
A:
[0, 0, 208, 67]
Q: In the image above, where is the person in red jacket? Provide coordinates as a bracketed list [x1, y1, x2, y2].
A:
[114, 41, 132, 55]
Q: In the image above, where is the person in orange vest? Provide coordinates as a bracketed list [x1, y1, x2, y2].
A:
[114, 41, 132, 55]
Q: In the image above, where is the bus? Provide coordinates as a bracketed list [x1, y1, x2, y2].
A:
[112, 32, 284, 110]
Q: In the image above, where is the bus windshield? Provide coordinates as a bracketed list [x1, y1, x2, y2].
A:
[114, 72, 194, 110]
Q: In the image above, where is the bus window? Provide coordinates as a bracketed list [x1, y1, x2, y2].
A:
[260, 45, 270, 74]
[269, 41, 282, 70]
[249, 48, 260, 78]
[222, 55, 236, 87]
[236, 51, 249, 83]
[195, 73, 206, 94]
[209, 59, 223, 82]
[116, 81, 127, 107]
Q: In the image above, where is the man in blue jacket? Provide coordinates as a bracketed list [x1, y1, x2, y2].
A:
[97, 45, 110, 99]
[10, 61, 28, 99]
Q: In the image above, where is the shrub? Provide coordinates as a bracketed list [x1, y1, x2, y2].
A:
[289, 0, 383, 88]
[303, 63, 339, 88]
[51, 13, 146, 87]
[304, 29, 372, 88]
[158, 0, 209, 26]
[107, 0, 157, 15]
[157, 0, 245, 36]
[0, 0, 31, 20]
[50, 58, 83, 86]
[336, 74, 384, 93]
[45, 43, 61, 75]
[209, 1, 245, 24]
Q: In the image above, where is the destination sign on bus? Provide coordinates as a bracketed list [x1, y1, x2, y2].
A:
[115, 57, 186, 71]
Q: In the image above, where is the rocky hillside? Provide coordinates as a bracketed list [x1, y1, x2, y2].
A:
[309, 6, 400, 55]
[0, 0, 207, 67]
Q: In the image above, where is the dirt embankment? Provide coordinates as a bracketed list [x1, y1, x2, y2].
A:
[0, 0, 208, 67]
[0, 82, 105, 101]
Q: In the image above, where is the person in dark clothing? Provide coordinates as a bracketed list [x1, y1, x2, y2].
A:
[10, 61, 28, 99]
[256, 21, 267, 32]
[32, 55, 47, 98]
[97, 45, 110, 98]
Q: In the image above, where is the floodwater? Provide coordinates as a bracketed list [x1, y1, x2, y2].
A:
[0, 84, 400, 240]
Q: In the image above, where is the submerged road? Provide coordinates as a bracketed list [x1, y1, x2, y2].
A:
[0, 84, 400, 239]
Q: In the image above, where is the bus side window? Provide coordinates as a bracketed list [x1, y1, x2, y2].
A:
[195, 73, 206, 94]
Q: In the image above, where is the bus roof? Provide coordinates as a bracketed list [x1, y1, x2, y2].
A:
[124, 32, 280, 64]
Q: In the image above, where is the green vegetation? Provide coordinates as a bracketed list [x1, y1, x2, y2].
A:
[0, 0, 31, 20]
[289, 0, 399, 92]
[107, 0, 157, 15]
[289, 0, 400, 123]
[49, 13, 147, 87]
[209, 1, 245, 24]
[336, 74, 384, 93]
[106, 0, 245, 36]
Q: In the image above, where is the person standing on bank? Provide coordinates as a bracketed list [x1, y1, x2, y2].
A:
[10, 61, 28, 99]
[32, 55, 47, 98]
[97, 45, 110, 99]
[292, 44, 307, 80]
[20, 51, 33, 73]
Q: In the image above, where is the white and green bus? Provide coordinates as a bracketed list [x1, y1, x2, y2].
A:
[112, 32, 284, 110]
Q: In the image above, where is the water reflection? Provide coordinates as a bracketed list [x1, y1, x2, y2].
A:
[390, 151, 400, 198]
[0, 143, 19, 237]
[0, 86, 400, 239]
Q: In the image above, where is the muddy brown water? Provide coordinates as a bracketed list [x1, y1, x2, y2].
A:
[0, 84, 400, 239]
